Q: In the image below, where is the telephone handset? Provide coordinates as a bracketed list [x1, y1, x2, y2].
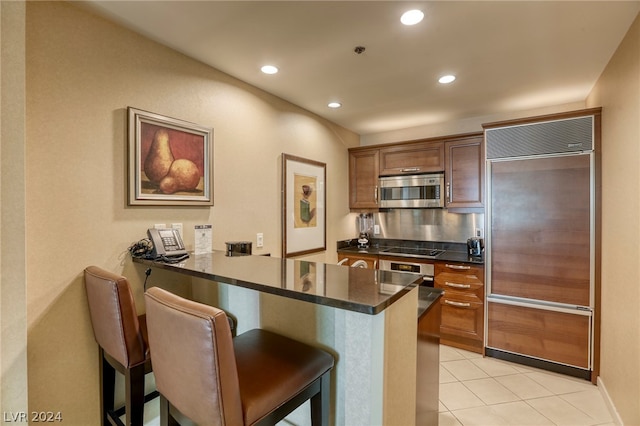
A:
[147, 228, 189, 261]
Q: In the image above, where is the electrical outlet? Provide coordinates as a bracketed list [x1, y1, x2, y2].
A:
[374, 225, 380, 235]
[475, 228, 483, 238]
[257, 233, 264, 248]
[154, 223, 166, 229]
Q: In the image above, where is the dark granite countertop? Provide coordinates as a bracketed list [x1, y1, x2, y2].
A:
[337, 238, 484, 265]
[133, 250, 439, 315]
[418, 286, 443, 318]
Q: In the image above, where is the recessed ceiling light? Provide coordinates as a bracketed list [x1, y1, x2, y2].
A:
[261, 65, 279, 74]
[328, 102, 342, 109]
[401, 10, 424, 26]
[438, 75, 456, 84]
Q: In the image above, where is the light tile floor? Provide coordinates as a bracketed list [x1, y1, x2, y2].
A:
[439, 345, 615, 426]
[141, 345, 615, 426]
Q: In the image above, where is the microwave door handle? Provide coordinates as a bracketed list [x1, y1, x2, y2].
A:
[375, 185, 378, 204]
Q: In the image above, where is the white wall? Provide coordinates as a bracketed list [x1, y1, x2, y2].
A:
[21, 2, 358, 424]
[587, 13, 640, 426]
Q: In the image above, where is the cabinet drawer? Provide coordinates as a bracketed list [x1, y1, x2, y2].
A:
[379, 142, 444, 175]
[435, 275, 484, 302]
[440, 297, 484, 341]
[435, 263, 484, 300]
[436, 262, 483, 278]
[487, 302, 590, 369]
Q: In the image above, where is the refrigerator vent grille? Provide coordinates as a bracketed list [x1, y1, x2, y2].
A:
[486, 115, 593, 159]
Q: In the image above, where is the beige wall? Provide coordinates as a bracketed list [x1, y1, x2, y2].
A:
[5, 1, 639, 424]
[587, 13, 640, 426]
[359, 101, 587, 146]
[22, 2, 358, 424]
[1, 0, 28, 417]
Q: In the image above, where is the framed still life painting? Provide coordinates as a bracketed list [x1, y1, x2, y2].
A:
[128, 107, 213, 206]
[282, 154, 326, 257]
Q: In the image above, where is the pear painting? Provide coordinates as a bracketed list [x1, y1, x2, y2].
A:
[141, 127, 204, 195]
[159, 159, 201, 194]
[144, 129, 175, 184]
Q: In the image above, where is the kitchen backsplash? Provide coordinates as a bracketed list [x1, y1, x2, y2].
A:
[362, 209, 484, 243]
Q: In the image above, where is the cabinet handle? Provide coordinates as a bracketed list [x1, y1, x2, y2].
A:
[444, 300, 471, 308]
[445, 264, 471, 270]
[401, 167, 420, 172]
[374, 260, 378, 269]
[446, 182, 451, 203]
[445, 282, 470, 289]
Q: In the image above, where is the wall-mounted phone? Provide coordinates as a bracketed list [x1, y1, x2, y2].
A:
[147, 228, 189, 261]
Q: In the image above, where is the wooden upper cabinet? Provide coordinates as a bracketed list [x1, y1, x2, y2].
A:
[379, 142, 444, 176]
[348, 132, 484, 210]
[445, 135, 484, 211]
[349, 148, 380, 209]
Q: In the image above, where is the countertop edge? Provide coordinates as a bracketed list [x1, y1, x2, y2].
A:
[132, 255, 423, 315]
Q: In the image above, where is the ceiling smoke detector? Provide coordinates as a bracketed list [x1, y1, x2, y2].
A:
[354, 46, 366, 55]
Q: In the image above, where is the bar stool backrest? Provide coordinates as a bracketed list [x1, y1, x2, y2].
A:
[84, 266, 147, 368]
[145, 287, 244, 425]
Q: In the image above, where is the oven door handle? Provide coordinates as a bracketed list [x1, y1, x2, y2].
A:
[422, 276, 433, 283]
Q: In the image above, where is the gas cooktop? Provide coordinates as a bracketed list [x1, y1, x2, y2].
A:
[380, 247, 445, 259]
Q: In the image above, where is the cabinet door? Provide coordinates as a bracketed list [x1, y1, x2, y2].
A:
[379, 142, 444, 175]
[490, 154, 591, 306]
[445, 136, 484, 210]
[349, 149, 379, 209]
[488, 301, 590, 369]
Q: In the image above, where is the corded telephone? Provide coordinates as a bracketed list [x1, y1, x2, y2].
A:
[147, 228, 189, 261]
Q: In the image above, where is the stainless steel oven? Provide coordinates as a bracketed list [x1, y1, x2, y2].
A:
[379, 258, 434, 287]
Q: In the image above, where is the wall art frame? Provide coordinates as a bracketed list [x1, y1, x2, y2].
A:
[282, 153, 326, 257]
[128, 107, 213, 206]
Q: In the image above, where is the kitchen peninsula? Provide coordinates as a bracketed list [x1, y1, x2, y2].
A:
[133, 251, 442, 426]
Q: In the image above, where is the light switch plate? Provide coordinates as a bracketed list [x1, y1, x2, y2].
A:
[257, 233, 264, 248]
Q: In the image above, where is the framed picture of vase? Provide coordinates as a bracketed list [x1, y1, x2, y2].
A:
[128, 107, 213, 206]
[282, 154, 326, 258]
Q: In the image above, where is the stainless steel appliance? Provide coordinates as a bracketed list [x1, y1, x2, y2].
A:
[379, 173, 444, 209]
[485, 113, 597, 379]
[225, 241, 252, 256]
[467, 238, 483, 256]
[357, 213, 372, 249]
[379, 257, 436, 287]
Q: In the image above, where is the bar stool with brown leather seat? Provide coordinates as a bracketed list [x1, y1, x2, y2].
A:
[84, 266, 159, 426]
[144, 286, 335, 426]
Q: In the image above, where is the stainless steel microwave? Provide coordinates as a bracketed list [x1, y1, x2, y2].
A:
[378, 173, 444, 208]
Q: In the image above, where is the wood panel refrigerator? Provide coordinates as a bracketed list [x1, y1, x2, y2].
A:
[484, 110, 600, 382]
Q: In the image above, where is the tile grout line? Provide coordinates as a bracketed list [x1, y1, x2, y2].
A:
[438, 346, 612, 426]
